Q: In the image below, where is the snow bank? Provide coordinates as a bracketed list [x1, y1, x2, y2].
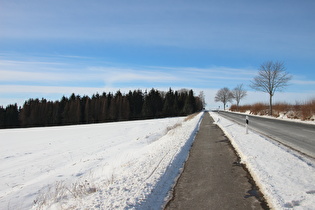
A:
[227, 110, 315, 125]
[0, 113, 203, 209]
[210, 112, 315, 209]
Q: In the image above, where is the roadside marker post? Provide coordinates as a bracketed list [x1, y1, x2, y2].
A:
[245, 116, 249, 134]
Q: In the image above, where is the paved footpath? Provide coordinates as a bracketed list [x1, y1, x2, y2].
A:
[165, 112, 265, 210]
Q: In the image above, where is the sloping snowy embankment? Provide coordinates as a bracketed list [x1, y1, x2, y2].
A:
[226, 110, 315, 125]
[210, 112, 315, 209]
[0, 113, 203, 210]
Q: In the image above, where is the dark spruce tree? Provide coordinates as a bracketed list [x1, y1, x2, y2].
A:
[163, 88, 175, 117]
[2, 104, 20, 128]
[0, 106, 5, 128]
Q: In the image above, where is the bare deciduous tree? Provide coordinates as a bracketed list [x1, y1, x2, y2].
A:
[198, 91, 206, 109]
[215, 87, 233, 110]
[232, 84, 247, 108]
[250, 61, 292, 115]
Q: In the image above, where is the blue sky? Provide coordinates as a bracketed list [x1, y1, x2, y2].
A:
[1, 0, 314, 109]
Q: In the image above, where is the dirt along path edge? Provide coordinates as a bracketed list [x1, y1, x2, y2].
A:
[164, 112, 268, 210]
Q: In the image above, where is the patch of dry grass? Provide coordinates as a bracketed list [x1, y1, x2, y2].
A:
[166, 123, 182, 132]
[184, 112, 200, 122]
[230, 99, 315, 121]
[300, 99, 315, 121]
[230, 104, 251, 112]
[250, 103, 268, 115]
[33, 179, 98, 209]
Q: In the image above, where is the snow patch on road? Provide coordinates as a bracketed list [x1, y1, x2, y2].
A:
[211, 112, 315, 209]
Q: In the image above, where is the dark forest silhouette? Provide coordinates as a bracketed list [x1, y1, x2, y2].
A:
[0, 88, 204, 129]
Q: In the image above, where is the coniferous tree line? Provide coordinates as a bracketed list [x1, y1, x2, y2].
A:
[0, 88, 204, 129]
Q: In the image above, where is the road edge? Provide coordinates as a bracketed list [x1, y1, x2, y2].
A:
[210, 112, 273, 210]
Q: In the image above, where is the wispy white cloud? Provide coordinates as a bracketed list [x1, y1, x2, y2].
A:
[0, 85, 102, 94]
[0, 70, 74, 82]
[291, 80, 315, 85]
[2, 56, 312, 91]
[1, 54, 314, 107]
[89, 66, 179, 85]
[1, 57, 255, 88]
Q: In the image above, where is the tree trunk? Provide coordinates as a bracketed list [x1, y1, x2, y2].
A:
[269, 93, 273, 116]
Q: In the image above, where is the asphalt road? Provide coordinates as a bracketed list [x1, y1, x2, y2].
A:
[217, 111, 315, 158]
[165, 113, 264, 209]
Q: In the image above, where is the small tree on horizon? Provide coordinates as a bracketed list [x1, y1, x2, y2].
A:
[198, 91, 206, 109]
[250, 61, 292, 116]
[215, 87, 234, 110]
[232, 84, 247, 109]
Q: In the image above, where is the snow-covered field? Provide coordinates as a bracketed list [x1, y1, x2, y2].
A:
[0, 113, 203, 210]
[2, 111, 315, 210]
[211, 112, 315, 209]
